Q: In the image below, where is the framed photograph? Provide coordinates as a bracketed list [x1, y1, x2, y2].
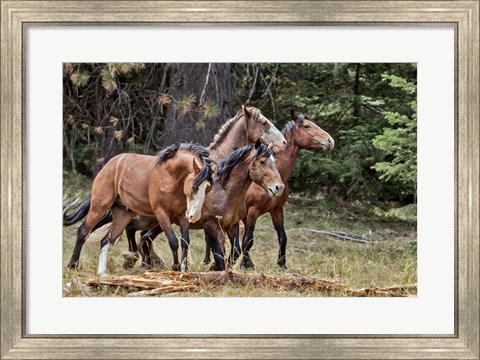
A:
[1, 1, 478, 358]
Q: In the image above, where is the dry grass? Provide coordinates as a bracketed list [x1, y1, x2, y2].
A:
[63, 173, 417, 297]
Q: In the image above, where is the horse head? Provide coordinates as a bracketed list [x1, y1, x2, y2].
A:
[249, 140, 285, 198]
[243, 105, 287, 154]
[184, 157, 212, 223]
[290, 110, 334, 151]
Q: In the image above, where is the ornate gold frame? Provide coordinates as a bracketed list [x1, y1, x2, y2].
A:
[1, 1, 479, 358]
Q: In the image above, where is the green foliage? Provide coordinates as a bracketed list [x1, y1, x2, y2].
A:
[63, 62, 418, 209]
[73, 144, 95, 177]
[372, 74, 417, 198]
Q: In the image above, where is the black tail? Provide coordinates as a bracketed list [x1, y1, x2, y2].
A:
[63, 194, 92, 225]
[63, 193, 114, 230]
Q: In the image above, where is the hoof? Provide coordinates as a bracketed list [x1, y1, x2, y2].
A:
[67, 261, 79, 270]
[227, 255, 239, 267]
[210, 260, 225, 272]
[122, 251, 139, 270]
[172, 264, 181, 272]
[203, 258, 211, 265]
[240, 257, 255, 270]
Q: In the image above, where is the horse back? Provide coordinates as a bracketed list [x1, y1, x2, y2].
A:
[97, 153, 157, 215]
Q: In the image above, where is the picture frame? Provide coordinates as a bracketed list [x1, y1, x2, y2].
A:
[1, 1, 478, 358]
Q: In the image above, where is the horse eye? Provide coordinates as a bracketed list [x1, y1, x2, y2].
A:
[304, 125, 311, 129]
[260, 159, 266, 164]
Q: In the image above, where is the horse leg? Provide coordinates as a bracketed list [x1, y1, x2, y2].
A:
[67, 222, 91, 269]
[154, 210, 180, 271]
[226, 223, 241, 266]
[97, 206, 135, 276]
[203, 236, 211, 265]
[240, 209, 260, 270]
[140, 226, 165, 269]
[68, 204, 112, 269]
[204, 225, 225, 271]
[271, 206, 288, 269]
[203, 231, 214, 267]
[122, 220, 140, 270]
[179, 218, 190, 272]
[146, 226, 165, 268]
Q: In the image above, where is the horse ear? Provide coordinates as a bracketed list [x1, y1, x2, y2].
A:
[210, 161, 217, 173]
[255, 139, 261, 149]
[290, 109, 298, 121]
[192, 158, 201, 175]
[242, 105, 252, 119]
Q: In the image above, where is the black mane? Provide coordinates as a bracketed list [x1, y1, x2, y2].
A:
[157, 143, 213, 189]
[213, 143, 273, 186]
[157, 143, 209, 164]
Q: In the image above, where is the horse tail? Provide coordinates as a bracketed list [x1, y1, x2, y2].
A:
[63, 194, 92, 225]
[85, 223, 111, 243]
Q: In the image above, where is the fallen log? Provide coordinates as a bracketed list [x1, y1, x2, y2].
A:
[347, 284, 417, 297]
[81, 271, 416, 297]
[82, 270, 346, 295]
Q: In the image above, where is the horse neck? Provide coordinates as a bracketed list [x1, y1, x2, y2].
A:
[220, 161, 252, 205]
[276, 129, 301, 183]
[208, 116, 248, 161]
[164, 152, 193, 187]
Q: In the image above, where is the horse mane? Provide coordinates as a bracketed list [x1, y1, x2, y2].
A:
[157, 143, 213, 188]
[282, 113, 309, 134]
[282, 120, 296, 135]
[157, 143, 209, 164]
[208, 106, 262, 150]
[214, 143, 272, 186]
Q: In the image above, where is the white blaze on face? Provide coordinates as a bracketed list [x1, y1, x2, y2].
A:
[186, 180, 210, 223]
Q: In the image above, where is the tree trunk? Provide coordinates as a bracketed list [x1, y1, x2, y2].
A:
[93, 67, 118, 176]
[160, 63, 231, 147]
[353, 63, 361, 118]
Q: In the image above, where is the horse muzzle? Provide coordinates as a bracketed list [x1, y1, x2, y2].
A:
[267, 183, 285, 198]
[322, 136, 335, 151]
[187, 211, 202, 223]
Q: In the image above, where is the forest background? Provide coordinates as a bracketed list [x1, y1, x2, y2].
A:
[63, 63, 417, 220]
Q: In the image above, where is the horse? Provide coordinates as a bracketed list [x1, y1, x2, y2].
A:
[66, 143, 213, 275]
[119, 104, 287, 268]
[64, 105, 286, 270]
[238, 110, 334, 269]
[136, 141, 285, 271]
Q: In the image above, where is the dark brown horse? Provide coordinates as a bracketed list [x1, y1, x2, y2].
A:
[120, 105, 287, 268]
[135, 141, 285, 271]
[239, 111, 334, 269]
[66, 143, 213, 275]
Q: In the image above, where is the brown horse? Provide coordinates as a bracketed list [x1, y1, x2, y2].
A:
[121, 105, 287, 267]
[138, 141, 284, 271]
[239, 111, 334, 269]
[65, 105, 286, 270]
[66, 143, 213, 275]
